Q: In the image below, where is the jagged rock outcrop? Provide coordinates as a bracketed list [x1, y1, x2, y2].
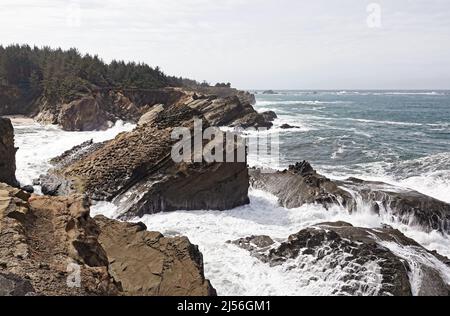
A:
[231, 222, 450, 296]
[250, 161, 353, 209]
[186, 93, 273, 129]
[250, 161, 450, 234]
[95, 216, 216, 296]
[0, 183, 217, 296]
[0, 117, 18, 187]
[39, 105, 250, 219]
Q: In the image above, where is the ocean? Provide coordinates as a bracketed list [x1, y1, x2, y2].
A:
[252, 90, 450, 203]
[11, 90, 450, 296]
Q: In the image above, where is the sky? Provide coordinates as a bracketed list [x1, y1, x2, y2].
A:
[0, 0, 449, 89]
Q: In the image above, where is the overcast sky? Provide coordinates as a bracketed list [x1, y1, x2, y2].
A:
[1, 0, 449, 89]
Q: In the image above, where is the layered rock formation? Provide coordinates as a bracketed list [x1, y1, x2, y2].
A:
[0, 183, 216, 296]
[250, 161, 353, 209]
[5, 85, 272, 131]
[0, 117, 18, 187]
[250, 161, 450, 234]
[231, 222, 450, 296]
[38, 104, 250, 219]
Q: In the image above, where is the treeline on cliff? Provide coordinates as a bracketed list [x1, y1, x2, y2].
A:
[0, 44, 188, 106]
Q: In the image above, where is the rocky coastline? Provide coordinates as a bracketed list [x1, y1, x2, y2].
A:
[1, 87, 450, 296]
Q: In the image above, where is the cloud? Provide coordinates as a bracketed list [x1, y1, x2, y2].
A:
[0, 0, 449, 89]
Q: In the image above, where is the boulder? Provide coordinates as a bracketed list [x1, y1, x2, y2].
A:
[280, 123, 299, 129]
[0, 117, 18, 187]
[95, 216, 216, 296]
[231, 222, 450, 296]
[261, 111, 278, 122]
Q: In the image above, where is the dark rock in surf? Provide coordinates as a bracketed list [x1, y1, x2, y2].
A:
[232, 222, 450, 296]
[336, 177, 450, 234]
[249, 162, 353, 209]
[250, 162, 450, 234]
[20, 185, 34, 194]
[261, 111, 278, 122]
[280, 123, 299, 129]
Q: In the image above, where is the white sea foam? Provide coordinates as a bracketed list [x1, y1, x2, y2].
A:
[90, 188, 450, 295]
[13, 120, 135, 186]
[256, 100, 350, 107]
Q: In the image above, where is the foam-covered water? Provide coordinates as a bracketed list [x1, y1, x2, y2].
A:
[12, 119, 135, 187]
[9, 90, 450, 295]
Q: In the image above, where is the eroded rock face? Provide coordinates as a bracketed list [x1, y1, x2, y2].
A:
[58, 97, 109, 131]
[0, 183, 118, 296]
[0, 183, 217, 296]
[34, 87, 271, 131]
[250, 161, 450, 234]
[231, 222, 450, 296]
[95, 216, 216, 296]
[0, 117, 18, 187]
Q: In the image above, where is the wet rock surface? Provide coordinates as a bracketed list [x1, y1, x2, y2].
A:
[232, 222, 450, 296]
[250, 161, 450, 234]
[250, 161, 353, 209]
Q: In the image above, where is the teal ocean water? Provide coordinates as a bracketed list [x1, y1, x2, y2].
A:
[253, 90, 450, 202]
